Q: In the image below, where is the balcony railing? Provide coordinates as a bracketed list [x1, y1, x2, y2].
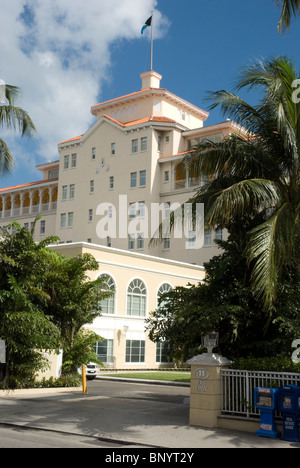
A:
[0, 201, 57, 220]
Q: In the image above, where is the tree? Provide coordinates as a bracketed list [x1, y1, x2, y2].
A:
[44, 252, 111, 374]
[276, 0, 300, 32]
[0, 84, 36, 177]
[146, 236, 295, 362]
[179, 56, 300, 310]
[0, 222, 60, 387]
[0, 222, 110, 387]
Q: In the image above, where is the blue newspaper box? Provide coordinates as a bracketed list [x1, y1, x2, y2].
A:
[254, 387, 280, 439]
[278, 385, 300, 442]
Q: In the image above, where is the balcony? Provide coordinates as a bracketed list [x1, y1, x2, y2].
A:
[1, 202, 57, 220]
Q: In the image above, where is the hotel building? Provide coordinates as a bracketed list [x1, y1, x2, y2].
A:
[0, 70, 243, 368]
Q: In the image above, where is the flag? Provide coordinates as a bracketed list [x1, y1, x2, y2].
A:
[141, 16, 152, 34]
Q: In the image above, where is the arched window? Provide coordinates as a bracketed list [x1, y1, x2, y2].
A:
[99, 274, 116, 315]
[175, 161, 187, 190]
[127, 279, 147, 317]
[157, 283, 173, 309]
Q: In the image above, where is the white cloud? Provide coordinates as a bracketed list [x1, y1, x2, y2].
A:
[0, 0, 169, 169]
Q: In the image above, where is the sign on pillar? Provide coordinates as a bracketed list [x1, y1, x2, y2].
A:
[188, 352, 232, 429]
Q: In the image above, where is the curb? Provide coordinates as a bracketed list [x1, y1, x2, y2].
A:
[0, 387, 81, 397]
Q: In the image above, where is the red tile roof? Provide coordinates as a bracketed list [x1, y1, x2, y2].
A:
[58, 134, 84, 145]
[0, 178, 58, 193]
[58, 116, 178, 146]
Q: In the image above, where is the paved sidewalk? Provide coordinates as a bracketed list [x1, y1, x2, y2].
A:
[0, 379, 298, 449]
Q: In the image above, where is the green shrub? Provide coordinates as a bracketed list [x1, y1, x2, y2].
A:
[232, 356, 300, 373]
[37, 373, 81, 388]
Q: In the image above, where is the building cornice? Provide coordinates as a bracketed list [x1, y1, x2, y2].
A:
[58, 115, 188, 149]
[50, 241, 205, 276]
[91, 87, 209, 122]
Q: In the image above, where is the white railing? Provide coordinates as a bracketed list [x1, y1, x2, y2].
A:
[221, 368, 300, 419]
[0, 203, 57, 219]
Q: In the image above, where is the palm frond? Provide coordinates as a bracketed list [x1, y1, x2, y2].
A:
[0, 105, 36, 138]
[0, 138, 14, 176]
[205, 91, 264, 136]
[276, 0, 300, 32]
[204, 178, 280, 227]
[246, 202, 295, 307]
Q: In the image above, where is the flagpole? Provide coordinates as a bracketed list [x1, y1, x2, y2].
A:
[150, 12, 154, 70]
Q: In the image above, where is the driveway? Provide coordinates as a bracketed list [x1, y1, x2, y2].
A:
[0, 380, 295, 448]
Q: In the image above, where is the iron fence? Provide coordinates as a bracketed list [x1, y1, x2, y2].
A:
[221, 368, 300, 419]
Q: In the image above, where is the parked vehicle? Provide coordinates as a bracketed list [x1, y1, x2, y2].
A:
[78, 363, 98, 380]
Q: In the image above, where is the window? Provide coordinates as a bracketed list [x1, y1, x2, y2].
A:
[90, 180, 94, 193]
[64, 155, 69, 170]
[107, 236, 112, 247]
[89, 209, 93, 222]
[130, 172, 137, 188]
[95, 340, 114, 364]
[24, 222, 29, 230]
[137, 234, 144, 250]
[204, 229, 212, 246]
[40, 220, 46, 234]
[141, 137, 147, 152]
[138, 201, 145, 217]
[111, 143, 115, 155]
[158, 135, 162, 152]
[68, 212, 74, 228]
[156, 342, 171, 363]
[164, 171, 169, 182]
[139, 170, 146, 187]
[109, 176, 114, 190]
[129, 203, 136, 219]
[62, 186, 68, 200]
[126, 340, 145, 363]
[61, 213, 66, 228]
[132, 139, 138, 153]
[175, 161, 186, 190]
[92, 147, 96, 160]
[71, 153, 77, 168]
[49, 169, 59, 179]
[163, 238, 170, 250]
[127, 279, 147, 317]
[157, 283, 173, 309]
[128, 235, 135, 250]
[69, 184, 75, 199]
[99, 274, 116, 315]
[215, 228, 223, 241]
[187, 231, 196, 249]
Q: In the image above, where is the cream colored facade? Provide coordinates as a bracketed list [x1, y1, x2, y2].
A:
[52, 242, 205, 369]
[0, 70, 244, 369]
[0, 69, 246, 265]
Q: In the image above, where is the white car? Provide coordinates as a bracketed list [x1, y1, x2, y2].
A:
[78, 363, 98, 380]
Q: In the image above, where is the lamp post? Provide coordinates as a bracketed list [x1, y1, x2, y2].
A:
[201, 332, 219, 355]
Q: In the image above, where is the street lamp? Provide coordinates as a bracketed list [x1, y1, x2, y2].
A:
[188, 331, 231, 366]
[201, 332, 219, 355]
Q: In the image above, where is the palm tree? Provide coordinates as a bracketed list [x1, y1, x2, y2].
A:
[181, 56, 300, 309]
[0, 84, 36, 177]
[276, 0, 300, 32]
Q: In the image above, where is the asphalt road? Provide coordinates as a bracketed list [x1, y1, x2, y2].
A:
[0, 379, 296, 449]
[0, 424, 140, 448]
[0, 380, 191, 449]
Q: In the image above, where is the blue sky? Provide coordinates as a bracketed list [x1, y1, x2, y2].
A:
[1, 0, 300, 189]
